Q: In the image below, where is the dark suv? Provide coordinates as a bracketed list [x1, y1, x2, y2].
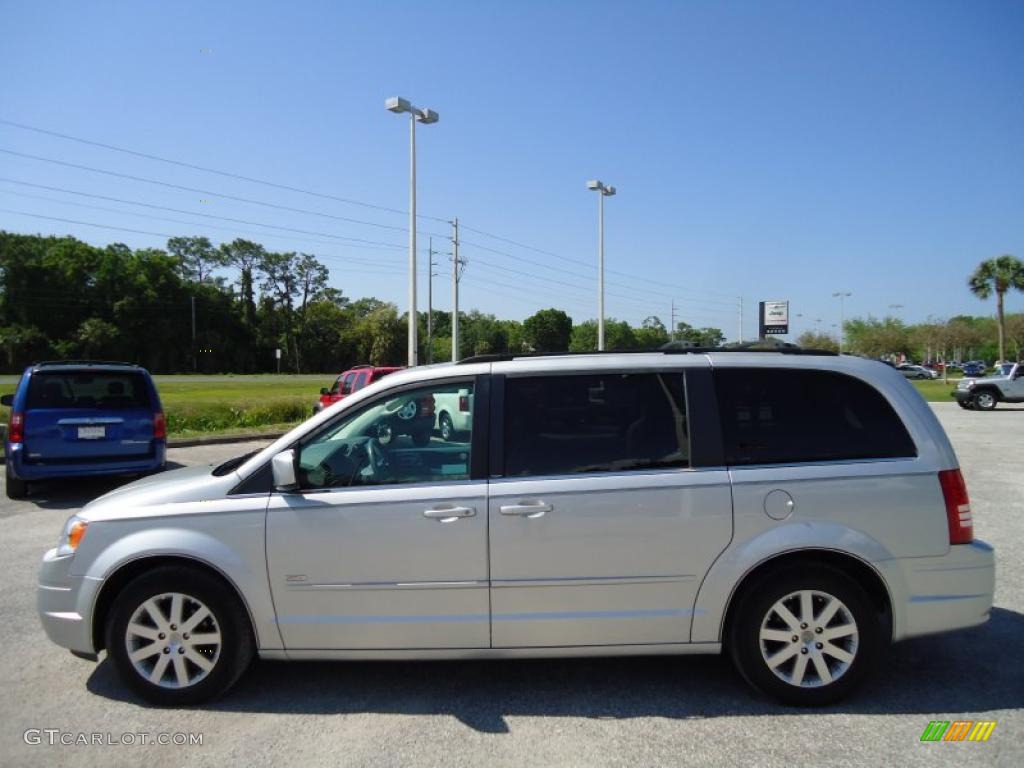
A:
[2, 361, 166, 499]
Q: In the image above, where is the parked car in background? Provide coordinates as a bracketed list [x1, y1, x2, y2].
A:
[314, 365, 402, 413]
[432, 387, 474, 441]
[896, 364, 938, 380]
[36, 350, 994, 707]
[962, 361, 987, 377]
[2, 361, 166, 499]
[954, 361, 1024, 410]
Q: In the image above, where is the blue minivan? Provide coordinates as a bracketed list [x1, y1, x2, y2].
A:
[2, 361, 166, 499]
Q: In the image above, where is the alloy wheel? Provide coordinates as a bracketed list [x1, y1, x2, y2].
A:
[758, 589, 859, 688]
[125, 592, 222, 689]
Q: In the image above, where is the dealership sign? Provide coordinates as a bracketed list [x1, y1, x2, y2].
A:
[759, 300, 789, 336]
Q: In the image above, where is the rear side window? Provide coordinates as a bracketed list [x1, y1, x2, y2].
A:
[504, 372, 689, 477]
[353, 372, 368, 391]
[26, 371, 152, 410]
[714, 368, 916, 465]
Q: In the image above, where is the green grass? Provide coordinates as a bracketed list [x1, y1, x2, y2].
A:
[910, 378, 962, 402]
[0, 373, 334, 442]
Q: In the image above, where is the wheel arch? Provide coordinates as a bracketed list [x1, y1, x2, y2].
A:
[719, 549, 894, 649]
[91, 554, 259, 653]
[972, 385, 1002, 401]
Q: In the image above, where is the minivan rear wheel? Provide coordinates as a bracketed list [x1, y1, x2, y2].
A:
[729, 567, 880, 706]
[105, 566, 254, 705]
[5, 463, 27, 500]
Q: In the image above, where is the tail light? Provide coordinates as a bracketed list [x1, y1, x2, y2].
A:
[459, 395, 469, 412]
[8, 412, 24, 444]
[153, 411, 167, 440]
[938, 469, 973, 544]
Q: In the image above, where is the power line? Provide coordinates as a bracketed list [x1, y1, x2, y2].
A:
[0, 118, 450, 224]
[0, 188, 407, 255]
[0, 148, 448, 238]
[0, 177, 406, 250]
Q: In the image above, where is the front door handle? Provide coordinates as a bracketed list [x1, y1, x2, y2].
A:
[423, 505, 476, 522]
[499, 501, 552, 519]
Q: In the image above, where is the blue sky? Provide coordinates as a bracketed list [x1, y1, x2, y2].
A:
[2, 0, 1022, 340]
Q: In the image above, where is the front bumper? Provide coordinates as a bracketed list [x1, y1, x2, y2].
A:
[37, 548, 99, 657]
[878, 540, 995, 641]
[952, 389, 974, 403]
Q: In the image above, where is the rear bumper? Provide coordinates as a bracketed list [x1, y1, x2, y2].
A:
[879, 540, 995, 641]
[7, 442, 165, 480]
[37, 547, 99, 657]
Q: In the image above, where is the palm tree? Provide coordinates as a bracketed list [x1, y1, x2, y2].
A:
[968, 254, 1024, 363]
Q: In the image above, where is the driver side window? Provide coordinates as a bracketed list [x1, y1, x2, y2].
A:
[297, 381, 474, 490]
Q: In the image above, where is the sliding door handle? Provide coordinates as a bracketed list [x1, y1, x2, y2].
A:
[423, 505, 476, 522]
[499, 501, 552, 519]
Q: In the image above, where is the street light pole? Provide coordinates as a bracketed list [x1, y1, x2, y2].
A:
[832, 291, 852, 353]
[386, 96, 439, 367]
[587, 179, 616, 351]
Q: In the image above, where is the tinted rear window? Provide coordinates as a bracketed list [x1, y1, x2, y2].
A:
[504, 372, 689, 477]
[714, 368, 916, 465]
[27, 371, 152, 410]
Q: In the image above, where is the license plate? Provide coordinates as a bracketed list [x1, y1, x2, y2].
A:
[77, 426, 106, 440]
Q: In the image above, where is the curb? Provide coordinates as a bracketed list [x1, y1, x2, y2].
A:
[0, 426, 284, 464]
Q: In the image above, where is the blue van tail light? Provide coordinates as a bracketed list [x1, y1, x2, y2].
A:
[153, 411, 167, 440]
[8, 412, 24, 443]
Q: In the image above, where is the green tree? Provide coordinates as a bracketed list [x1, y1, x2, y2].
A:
[674, 321, 725, 347]
[166, 236, 223, 283]
[843, 316, 910, 358]
[523, 308, 572, 352]
[569, 318, 637, 351]
[969, 254, 1024, 363]
[634, 316, 670, 349]
[795, 331, 839, 352]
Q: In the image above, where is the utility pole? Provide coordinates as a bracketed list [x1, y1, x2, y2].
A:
[670, 300, 677, 341]
[737, 297, 744, 344]
[191, 296, 197, 372]
[832, 291, 852, 354]
[451, 217, 461, 362]
[427, 237, 435, 364]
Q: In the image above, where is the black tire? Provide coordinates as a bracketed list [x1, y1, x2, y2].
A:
[5, 462, 27, 500]
[439, 412, 455, 442]
[105, 565, 254, 705]
[972, 390, 998, 411]
[957, 400, 971, 410]
[411, 428, 431, 447]
[728, 566, 881, 706]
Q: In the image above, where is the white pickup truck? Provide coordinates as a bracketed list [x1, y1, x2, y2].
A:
[953, 361, 1024, 410]
[432, 387, 473, 440]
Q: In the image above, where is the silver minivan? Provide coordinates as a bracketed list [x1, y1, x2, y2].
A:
[36, 350, 995, 706]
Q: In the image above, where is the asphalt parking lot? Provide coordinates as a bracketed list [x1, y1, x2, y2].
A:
[1, 404, 1021, 767]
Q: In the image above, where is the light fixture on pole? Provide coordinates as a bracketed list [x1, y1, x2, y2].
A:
[386, 96, 439, 366]
[832, 291, 852, 353]
[587, 179, 616, 351]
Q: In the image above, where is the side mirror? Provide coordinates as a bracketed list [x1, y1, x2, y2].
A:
[0, 394, 12, 407]
[319, 387, 329, 396]
[271, 449, 299, 492]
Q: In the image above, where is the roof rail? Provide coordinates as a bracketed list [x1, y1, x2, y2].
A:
[456, 346, 838, 365]
[33, 360, 139, 368]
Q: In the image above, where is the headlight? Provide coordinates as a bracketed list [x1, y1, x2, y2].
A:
[958, 379, 976, 390]
[56, 515, 89, 556]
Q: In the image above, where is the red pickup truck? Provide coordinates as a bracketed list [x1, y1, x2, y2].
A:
[314, 365, 403, 413]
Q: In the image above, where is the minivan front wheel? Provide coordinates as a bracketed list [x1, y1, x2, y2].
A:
[729, 568, 880, 706]
[106, 566, 254, 705]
